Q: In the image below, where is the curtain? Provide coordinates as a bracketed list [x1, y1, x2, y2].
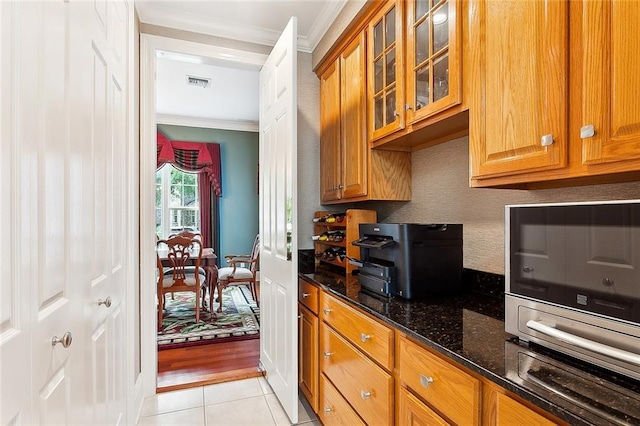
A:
[158, 130, 222, 251]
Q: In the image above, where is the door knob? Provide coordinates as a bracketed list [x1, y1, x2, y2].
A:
[98, 297, 112, 308]
[51, 332, 73, 348]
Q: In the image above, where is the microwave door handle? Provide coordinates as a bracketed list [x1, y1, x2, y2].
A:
[526, 320, 640, 366]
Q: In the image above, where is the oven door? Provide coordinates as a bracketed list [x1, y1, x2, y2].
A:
[505, 340, 640, 426]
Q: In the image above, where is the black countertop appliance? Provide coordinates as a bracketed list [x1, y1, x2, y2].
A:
[352, 223, 463, 299]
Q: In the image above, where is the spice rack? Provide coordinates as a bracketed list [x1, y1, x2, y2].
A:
[313, 209, 377, 277]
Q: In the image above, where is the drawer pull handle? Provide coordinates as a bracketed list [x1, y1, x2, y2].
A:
[324, 407, 333, 414]
[360, 390, 372, 400]
[323, 352, 333, 359]
[323, 308, 332, 315]
[360, 333, 372, 342]
[420, 374, 434, 388]
[302, 292, 310, 298]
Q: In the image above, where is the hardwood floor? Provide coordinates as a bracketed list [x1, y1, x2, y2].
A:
[157, 338, 262, 393]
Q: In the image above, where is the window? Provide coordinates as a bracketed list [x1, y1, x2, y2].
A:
[156, 164, 199, 238]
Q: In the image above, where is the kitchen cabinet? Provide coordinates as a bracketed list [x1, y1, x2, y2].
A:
[398, 386, 450, 426]
[367, 0, 468, 150]
[319, 31, 412, 204]
[298, 278, 320, 412]
[319, 291, 395, 425]
[368, 0, 405, 141]
[483, 385, 560, 426]
[470, 0, 640, 187]
[319, 374, 366, 426]
[398, 335, 480, 425]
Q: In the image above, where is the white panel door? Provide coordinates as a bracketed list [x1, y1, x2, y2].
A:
[0, 0, 129, 424]
[259, 17, 299, 424]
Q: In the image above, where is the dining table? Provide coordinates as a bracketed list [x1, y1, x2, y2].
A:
[157, 246, 219, 311]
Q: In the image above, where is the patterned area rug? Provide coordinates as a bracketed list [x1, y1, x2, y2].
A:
[158, 284, 260, 350]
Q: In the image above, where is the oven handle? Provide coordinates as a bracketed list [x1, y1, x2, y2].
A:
[525, 320, 640, 366]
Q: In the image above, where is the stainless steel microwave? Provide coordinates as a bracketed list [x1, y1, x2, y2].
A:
[505, 200, 640, 381]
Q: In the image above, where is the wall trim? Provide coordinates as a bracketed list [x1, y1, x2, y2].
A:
[156, 113, 258, 133]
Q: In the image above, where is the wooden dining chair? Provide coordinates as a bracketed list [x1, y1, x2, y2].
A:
[215, 234, 260, 313]
[166, 230, 206, 304]
[157, 234, 205, 329]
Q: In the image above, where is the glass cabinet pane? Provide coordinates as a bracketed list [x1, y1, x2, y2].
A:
[385, 49, 396, 86]
[374, 22, 383, 57]
[385, 89, 396, 124]
[375, 58, 384, 92]
[432, 2, 449, 53]
[415, 17, 430, 65]
[385, 8, 396, 47]
[415, 66, 430, 110]
[375, 95, 384, 130]
[416, 0, 430, 20]
[433, 54, 449, 101]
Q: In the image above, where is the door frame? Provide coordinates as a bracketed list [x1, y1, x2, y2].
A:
[139, 34, 267, 396]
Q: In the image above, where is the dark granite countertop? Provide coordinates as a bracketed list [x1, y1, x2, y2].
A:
[301, 268, 640, 426]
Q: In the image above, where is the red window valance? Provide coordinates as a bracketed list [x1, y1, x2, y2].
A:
[157, 130, 222, 196]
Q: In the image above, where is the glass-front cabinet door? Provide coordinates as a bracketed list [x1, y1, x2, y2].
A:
[406, 0, 461, 124]
[368, 0, 404, 141]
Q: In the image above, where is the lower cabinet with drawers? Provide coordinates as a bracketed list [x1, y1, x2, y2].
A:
[298, 277, 564, 426]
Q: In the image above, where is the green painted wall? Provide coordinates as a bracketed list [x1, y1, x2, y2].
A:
[158, 124, 259, 263]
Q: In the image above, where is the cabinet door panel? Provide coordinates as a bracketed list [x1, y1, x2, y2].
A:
[406, 0, 462, 123]
[579, 0, 640, 165]
[470, 0, 568, 179]
[368, 0, 405, 141]
[398, 387, 451, 426]
[299, 305, 319, 412]
[320, 59, 342, 202]
[341, 32, 368, 199]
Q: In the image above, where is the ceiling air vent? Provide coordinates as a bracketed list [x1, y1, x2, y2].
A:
[187, 75, 211, 88]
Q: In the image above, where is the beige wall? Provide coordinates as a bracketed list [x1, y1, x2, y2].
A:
[370, 137, 640, 275]
[297, 52, 322, 247]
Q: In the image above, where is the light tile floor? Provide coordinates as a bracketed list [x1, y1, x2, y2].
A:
[138, 377, 320, 426]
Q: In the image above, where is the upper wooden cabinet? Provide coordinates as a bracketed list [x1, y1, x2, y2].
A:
[318, 29, 411, 204]
[470, 0, 640, 187]
[367, 0, 467, 149]
[368, 0, 405, 141]
[405, 0, 462, 124]
[469, 0, 568, 180]
[574, 0, 640, 168]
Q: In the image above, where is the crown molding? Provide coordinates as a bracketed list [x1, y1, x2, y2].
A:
[156, 114, 258, 133]
[137, 1, 347, 53]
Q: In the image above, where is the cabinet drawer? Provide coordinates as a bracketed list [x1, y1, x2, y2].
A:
[320, 322, 394, 426]
[319, 373, 366, 426]
[398, 336, 480, 426]
[320, 291, 394, 370]
[299, 278, 319, 314]
[494, 392, 557, 426]
[398, 386, 451, 426]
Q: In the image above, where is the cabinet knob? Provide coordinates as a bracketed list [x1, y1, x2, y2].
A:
[580, 125, 595, 139]
[405, 104, 413, 111]
[323, 308, 332, 315]
[302, 292, 310, 298]
[522, 266, 534, 273]
[324, 407, 333, 414]
[360, 390, 372, 400]
[540, 134, 554, 147]
[51, 332, 73, 348]
[420, 374, 434, 388]
[323, 352, 334, 359]
[360, 333, 372, 342]
[338, 184, 344, 189]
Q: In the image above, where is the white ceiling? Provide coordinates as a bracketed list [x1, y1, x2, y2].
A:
[136, 0, 348, 53]
[141, 0, 347, 127]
